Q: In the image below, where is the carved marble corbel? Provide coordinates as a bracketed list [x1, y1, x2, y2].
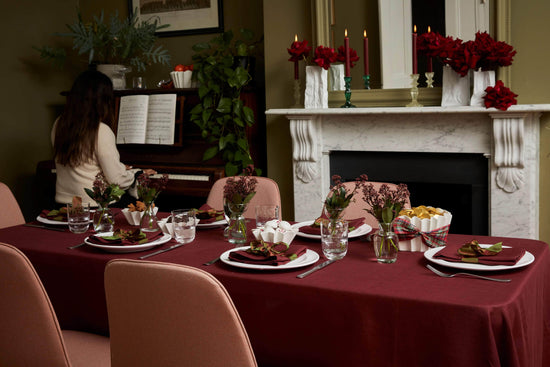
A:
[492, 115, 525, 193]
[289, 116, 320, 183]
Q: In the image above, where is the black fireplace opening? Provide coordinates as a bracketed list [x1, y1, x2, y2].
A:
[330, 151, 489, 235]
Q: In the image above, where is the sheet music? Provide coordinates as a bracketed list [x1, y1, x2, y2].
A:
[145, 94, 176, 145]
[116, 95, 148, 144]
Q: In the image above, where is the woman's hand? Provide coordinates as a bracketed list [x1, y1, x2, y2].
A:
[142, 168, 157, 176]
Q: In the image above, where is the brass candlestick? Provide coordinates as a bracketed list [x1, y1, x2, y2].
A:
[425, 71, 434, 88]
[406, 74, 423, 107]
[293, 79, 301, 108]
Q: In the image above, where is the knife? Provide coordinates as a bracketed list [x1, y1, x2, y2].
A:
[139, 243, 185, 259]
[296, 259, 336, 279]
[23, 223, 67, 232]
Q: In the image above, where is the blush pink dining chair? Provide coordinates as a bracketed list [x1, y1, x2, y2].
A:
[104, 259, 257, 367]
[206, 176, 281, 219]
[0, 182, 25, 229]
[0, 242, 110, 367]
[334, 181, 412, 229]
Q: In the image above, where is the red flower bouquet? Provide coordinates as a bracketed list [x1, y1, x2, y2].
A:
[483, 80, 518, 111]
[417, 31, 446, 58]
[287, 39, 311, 62]
[313, 45, 338, 70]
[437, 37, 480, 77]
[336, 45, 359, 68]
[471, 31, 516, 71]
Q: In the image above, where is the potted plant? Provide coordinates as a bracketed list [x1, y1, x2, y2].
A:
[35, 9, 171, 88]
[190, 29, 261, 176]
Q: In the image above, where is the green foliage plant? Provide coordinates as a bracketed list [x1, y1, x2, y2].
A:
[35, 9, 170, 72]
[190, 29, 259, 176]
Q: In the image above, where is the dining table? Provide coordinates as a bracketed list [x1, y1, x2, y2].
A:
[1, 210, 549, 367]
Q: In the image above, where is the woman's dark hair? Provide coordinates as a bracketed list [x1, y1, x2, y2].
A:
[54, 70, 115, 166]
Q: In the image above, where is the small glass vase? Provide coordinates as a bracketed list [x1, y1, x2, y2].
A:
[93, 206, 114, 233]
[320, 219, 349, 260]
[226, 202, 248, 245]
[373, 221, 399, 264]
[140, 202, 160, 232]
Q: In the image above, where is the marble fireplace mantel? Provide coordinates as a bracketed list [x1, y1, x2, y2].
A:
[266, 104, 550, 239]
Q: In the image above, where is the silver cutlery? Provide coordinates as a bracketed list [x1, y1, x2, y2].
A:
[24, 223, 66, 232]
[426, 264, 511, 283]
[68, 242, 87, 250]
[203, 257, 220, 266]
[297, 259, 336, 279]
[139, 243, 185, 259]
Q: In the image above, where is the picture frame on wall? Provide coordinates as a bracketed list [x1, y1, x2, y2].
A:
[129, 0, 223, 37]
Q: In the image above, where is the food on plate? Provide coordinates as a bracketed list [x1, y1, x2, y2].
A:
[457, 239, 502, 260]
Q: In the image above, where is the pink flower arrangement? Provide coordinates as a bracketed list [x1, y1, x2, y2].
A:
[483, 80, 518, 111]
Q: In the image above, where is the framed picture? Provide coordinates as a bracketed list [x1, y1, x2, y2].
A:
[129, 0, 224, 37]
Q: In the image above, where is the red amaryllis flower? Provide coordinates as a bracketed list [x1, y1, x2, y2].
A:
[472, 31, 516, 71]
[336, 45, 359, 67]
[439, 38, 480, 77]
[313, 45, 338, 70]
[287, 40, 311, 62]
[417, 31, 446, 57]
[483, 80, 518, 111]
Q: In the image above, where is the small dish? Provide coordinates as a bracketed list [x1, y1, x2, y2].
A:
[122, 207, 158, 226]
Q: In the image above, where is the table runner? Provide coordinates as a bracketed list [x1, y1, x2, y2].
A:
[1, 216, 549, 367]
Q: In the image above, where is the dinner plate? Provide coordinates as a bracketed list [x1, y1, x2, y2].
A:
[84, 232, 172, 253]
[36, 215, 68, 225]
[220, 246, 320, 270]
[197, 219, 226, 229]
[424, 244, 535, 272]
[291, 220, 372, 240]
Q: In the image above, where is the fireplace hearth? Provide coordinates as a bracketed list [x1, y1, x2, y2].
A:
[330, 151, 489, 235]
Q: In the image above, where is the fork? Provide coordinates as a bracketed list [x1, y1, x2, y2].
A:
[426, 264, 511, 283]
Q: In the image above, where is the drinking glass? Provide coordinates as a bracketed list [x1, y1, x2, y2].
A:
[320, 219, 349, 260]
[171, 209, 197, 244]
[67, 203, 90, 234]
[255, 205, 279, 228]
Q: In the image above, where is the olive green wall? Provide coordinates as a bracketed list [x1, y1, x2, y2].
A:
[1, 0, 549, 242]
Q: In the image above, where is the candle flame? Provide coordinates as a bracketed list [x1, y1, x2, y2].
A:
[428, 26, 431, 33]
[345, 28, 348, 37]
[294, 34, 298, 42]
[364, 29, 367, 38]
[414, 25, 417, 33]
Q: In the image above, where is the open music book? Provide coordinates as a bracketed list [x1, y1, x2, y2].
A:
[116, 94, 177, 145]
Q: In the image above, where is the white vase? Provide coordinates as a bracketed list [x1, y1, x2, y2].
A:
[470, 69, 496, 107]
[96, 64, 131, 90]
[305, 65, 328, 108]
[441, 66, 470, 107]
[329, 64, 345, 91]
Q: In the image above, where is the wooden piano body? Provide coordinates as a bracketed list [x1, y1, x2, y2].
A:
[38, 87, 264, 211]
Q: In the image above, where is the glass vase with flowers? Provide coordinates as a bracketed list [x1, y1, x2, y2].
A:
[137, 173, 169, 232]
[320, 175, 363, 260]
[223, 165, 258, 245]
[361, 179, 410, 263]
[85, 172, 125, 233]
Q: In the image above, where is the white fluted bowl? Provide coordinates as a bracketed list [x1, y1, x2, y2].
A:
[121, 207, 159, 226]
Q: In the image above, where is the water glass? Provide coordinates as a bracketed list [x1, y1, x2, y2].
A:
[171, 209, 197, 244]
[255, 205, 279, 228]
[67, 203, 90, 234]
[320, 219, 349, 260]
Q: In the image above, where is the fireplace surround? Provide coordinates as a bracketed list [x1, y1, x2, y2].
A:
[266, 104, 550, 239]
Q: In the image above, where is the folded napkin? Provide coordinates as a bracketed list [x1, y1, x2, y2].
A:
[195, 204, 225, 224]
[40, 208, 67, 222]
[299, 217, 365, 236]
[88, 230, 163, 246]
[434, 241, 526, 266]
[229, 242, 308, 266]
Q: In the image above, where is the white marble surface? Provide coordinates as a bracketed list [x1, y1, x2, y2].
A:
[267, 104, 550, 239]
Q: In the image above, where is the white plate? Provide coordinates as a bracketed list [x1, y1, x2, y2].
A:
[291, 220, 372, 240]
[84, 232, 172, 253]
[197, 219, 226, 229]
[37, 215, 68, 225]
[424, 244, 535, 272]
[220, 246, 320, 270]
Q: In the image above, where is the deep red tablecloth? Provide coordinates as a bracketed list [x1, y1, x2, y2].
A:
[1, 213, 550, 367]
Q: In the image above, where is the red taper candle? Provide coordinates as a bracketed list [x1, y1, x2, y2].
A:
[344, 29, 351, 77]
[293, 34, 299, 79]
[363, 29, 369, 75]
[412, 25, 418, 74]
[426, 26, 433, 72]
